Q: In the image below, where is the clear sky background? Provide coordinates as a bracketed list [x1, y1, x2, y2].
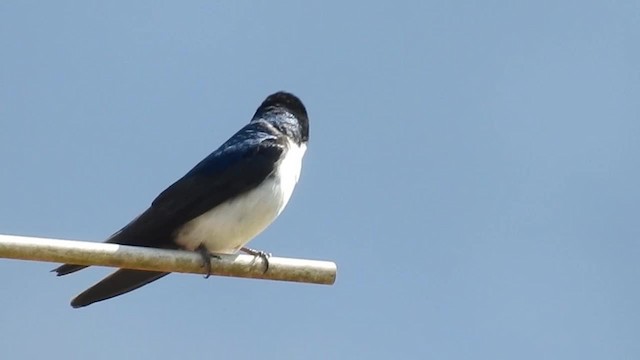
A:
[1, 1, 638, 359]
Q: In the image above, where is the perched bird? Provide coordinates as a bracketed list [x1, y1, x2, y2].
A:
[54, 91, 309, 308]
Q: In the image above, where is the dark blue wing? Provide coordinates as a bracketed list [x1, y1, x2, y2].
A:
[54, 122, 284, 276]
[113, 122, 285, 248]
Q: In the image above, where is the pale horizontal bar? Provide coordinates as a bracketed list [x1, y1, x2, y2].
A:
[0, 234, 336, 285]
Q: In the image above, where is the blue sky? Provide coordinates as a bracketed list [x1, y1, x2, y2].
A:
[1, 1, 638, 359]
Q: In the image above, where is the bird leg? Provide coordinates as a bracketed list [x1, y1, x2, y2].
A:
[196, 244, 220, 279]
[241, 247, 272, 273]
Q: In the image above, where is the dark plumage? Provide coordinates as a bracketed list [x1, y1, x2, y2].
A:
[54, 91, 309, 308]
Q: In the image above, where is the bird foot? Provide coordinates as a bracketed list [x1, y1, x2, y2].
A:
[241, 247, 272, 273]
[196, 244, 221, 279]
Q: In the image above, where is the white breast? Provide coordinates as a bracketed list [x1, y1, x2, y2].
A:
[174, 140, 306, 254]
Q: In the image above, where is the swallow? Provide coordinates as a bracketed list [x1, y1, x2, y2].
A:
[54, 91, 309, 308]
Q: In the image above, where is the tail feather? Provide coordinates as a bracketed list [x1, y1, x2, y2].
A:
[70, 270, 170, 308]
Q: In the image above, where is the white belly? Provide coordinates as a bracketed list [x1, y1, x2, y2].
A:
[174, 141, 306, 254]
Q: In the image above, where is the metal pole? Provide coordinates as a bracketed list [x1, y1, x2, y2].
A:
[0, 234, 336, 285]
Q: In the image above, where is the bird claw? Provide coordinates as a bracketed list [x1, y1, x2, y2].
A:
[196, 244, 220, 279]
[241, 247, 272, 273]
